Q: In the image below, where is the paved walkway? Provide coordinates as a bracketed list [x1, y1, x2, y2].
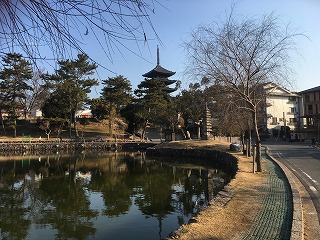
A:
[242, 151, 293, 240]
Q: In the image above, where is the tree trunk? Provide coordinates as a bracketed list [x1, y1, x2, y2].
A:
[141, 120, 148, 142]
[252, 110, 262, 172]
[0, 110, 6, 135]
[109, 118, 113, 135]
[197, 124, 201, 139]
[241, 133, 246, 155]
[58, 121, 64, 139]
[247, 119, 252, 157]
[171, 124, 176, 141]
[13, 119, 17, 138]
[159, 127, 162, 142]
[69, 125, 72, 138]
[73, 112, 79, 138]
[248, 129, 252, 157]
[69, 116, 72, 139]
[24, 109, 27, 120]
[45, 129, 51, 140]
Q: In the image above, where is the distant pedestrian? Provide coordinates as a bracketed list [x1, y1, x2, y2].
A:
[311, 137, 316, 146]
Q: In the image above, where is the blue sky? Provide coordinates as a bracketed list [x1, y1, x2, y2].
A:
[42, 0, 320, 98]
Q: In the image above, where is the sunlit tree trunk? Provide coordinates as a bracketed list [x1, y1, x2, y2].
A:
[252, 109, 262, 172]
[73, 111, 79, 138]
[0, 110, 6, 135]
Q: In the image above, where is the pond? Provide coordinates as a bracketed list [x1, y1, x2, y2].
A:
[0, 151, 231, 240]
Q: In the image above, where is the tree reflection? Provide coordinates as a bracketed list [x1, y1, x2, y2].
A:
[0, 168, 30, 239]
[38, 155, 98, 239]
[129, 161, 176, 216]
[0, 151, 230, 239]
[39, 177, 97, 239]
[92, 172, 131, 217]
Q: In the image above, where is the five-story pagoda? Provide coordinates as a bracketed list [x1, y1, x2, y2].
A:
[142, 46, 177, 93]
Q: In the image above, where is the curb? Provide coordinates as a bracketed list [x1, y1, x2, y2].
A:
[265, 147, 303, 240]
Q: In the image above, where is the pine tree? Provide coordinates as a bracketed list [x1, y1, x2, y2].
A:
[44, 54, 98, 138]
[134, 78, 170, 140]
[0, 53, 33, 137]
[100, 75, 132, 134]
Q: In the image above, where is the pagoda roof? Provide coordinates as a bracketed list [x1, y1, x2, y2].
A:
[163, 86, 177, 93]
[154, 77, 177, 85]
[142, 64, 176, 78]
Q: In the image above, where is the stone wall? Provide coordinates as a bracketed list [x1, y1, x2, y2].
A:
[0, 141, 157, 155]
[146, 147, 238, 177]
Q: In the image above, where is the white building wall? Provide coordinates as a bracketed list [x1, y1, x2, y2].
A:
[263, 82, 303, 133]
[266, 95, 297, 129]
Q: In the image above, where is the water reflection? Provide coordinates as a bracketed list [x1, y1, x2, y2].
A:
[0, 151, 231, 240]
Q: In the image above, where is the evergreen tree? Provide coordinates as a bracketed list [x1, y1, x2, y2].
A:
[101, 75, 132, 113]
[0, 53, 33, 137]
[134, 78, 170, 140]
[90, 98, 109, 120]
[44, 53, 98, 138]
[100, 75, 132, 133]
[42, 90, 70, 120]
[175, 83, 204, 126]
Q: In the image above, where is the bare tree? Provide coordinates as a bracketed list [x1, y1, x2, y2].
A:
[39, 119, 52, 140]
[216, 89, 253, 155]
[20, 69, 50, 119]
[0, 1, 160, 65]
[185, 10, 299, 172]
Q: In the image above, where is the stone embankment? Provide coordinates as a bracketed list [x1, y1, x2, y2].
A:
[146, 146, 238, 177]
[0, 140, 157, 155]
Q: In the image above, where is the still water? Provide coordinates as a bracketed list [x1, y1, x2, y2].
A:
[0, 151, 231, 240]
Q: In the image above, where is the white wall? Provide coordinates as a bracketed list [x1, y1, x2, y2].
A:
[266, 94, 300, 131]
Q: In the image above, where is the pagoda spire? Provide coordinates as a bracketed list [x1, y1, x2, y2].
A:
[142, 46, 177, 93]
[157, 45, 160, 65]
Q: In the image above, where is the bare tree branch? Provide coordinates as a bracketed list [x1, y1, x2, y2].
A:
[0, 0, 161, 68]
[185, 9, 301, 172]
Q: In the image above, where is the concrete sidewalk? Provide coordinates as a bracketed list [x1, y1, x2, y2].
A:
[242, 147, 320, 240]
[242, 151, 293, 240]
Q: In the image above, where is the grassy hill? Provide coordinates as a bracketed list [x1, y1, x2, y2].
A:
[0, 119, 122, 141]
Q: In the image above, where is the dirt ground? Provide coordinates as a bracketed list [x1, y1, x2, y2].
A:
[155, 140, 267, 240]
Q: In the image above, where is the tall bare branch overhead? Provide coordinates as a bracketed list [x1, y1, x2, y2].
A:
[185, 12, 299, 96]
[0, 0, 160, 65]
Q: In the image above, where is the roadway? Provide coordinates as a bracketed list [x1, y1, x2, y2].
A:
[263, 139, 320, 235]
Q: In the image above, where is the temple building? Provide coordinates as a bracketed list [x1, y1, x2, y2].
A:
[142, 47, 177, 93]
